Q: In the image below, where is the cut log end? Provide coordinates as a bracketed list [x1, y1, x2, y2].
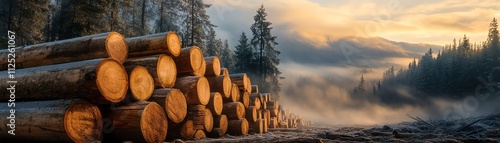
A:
[96, 58, 128, 103]
[223, 102, 245, 119]
[150, 88, 187, 123]
[166, 32, 181, 57]
[190, 46, 203, 73]
[220, 68, 229, 77]
[231, 84, 240, 102]
[64, 100, 103, 143]
[157, 55, 177, 88]
[208, 92, 223, 115]
[241, 92, 250, 108]
[140, 102, 168, 143]
[130, 66, 154, 101]
[105, 32, 128, 63]
[204, 56, 221, 76]
[214, 115, 228, 133]
[204, 109, 214, 132]
[197, 77, 211, 105]
[246, 106, 257, 123]
[227, 119, 249, 136]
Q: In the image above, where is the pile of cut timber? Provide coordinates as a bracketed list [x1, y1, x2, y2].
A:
[0, 32, 310, 142]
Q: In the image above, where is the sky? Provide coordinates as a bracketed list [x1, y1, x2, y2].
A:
[206, 0, 500, 48]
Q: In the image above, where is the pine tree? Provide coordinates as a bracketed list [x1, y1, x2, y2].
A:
[220, 40, 235, 69]
[54, 0, 111, 39]
[250, 4, 281, 95]
[155, 0, 182, 33]
[0, 0, 50, 46]
[357, 75, 366, 94]
[181, 0, 214, 53]
[234, 32, 254, 73]
[486, 18, 499, 68]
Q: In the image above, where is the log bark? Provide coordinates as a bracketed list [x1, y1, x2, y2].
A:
[149, 88, 187, 123]
[267, 100, 278, 108]
[0, 99, 102, 142]
[249, 119, 264, 134]
[124, 54, 177, 88]
[126, 66, 154, 101]
[173, 76, 210, 105]
[267, 106, 279, 117]
[207, 92, 223, 115]
[249, 96, 261, 110]
[0, 32, 128, 70]
[0, 58, 128, 103]
[270, 117, 278, 129]
[127, 32, 181, 57]
[167, 120, 196, 140]
[220, 68, 229, 77]
[193, 130, 206, 140]
[227, 119, 249, 136]
[186, 105, 213, 132]
[207, 75, 232, 98]
[172, 46, 203, 74]
[104, 102, 167, 143]
[204, 56, 221, 77]
[230, 84, 240, 102]
[222, 102, 245, 120]
[229, 73, 251, 93]
[251, 85, 259, 94]
[213, 115, 228, 133]
[245, 106, 258, 122]
[240, 91, 250, 108]
[279, 121, 289, 128]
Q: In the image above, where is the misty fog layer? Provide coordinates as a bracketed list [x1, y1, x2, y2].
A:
[276, 37, 500, 125]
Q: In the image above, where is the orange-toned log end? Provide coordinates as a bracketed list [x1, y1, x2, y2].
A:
[246, 77, 252, 93]
[64, 100, 103, 143]
[222, 102, 245, 120]
[214, 115, 228, 133]
[230, 73, 249, 92]
[141, 102, 168, 143]
[193, 130, 206, 140]
[157, 54, 177, 88]
[220, 68, 230, 77]
[150, 88, 187, 123]
[245, 106, 257, 122]
[251, 85, 259, 94]
[227, 119, 249, 136]
[207, 75, 231, 98]
[250, 96, 261, 110]
[231, 84, 240, 102]
[173, 46, 203, 73]
[166, 32, 182, 57]
[96, 58, 128, 103]
[241, 91, 250, 108]
[105, 32, 128, 63]
[204, 56, 221, 77]
[129, 66, 155, 101]
[207, 92, 223, 115]
[204, 109, 214, 132]
[174, 76, 210, 105]
[192, 58, 206, 76]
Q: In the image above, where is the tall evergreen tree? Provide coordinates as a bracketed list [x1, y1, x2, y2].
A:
[234, 32, 254, 73]
[181, 0, 214, 53]
[220, 40, 235, 69]
[250, 4, 281, 95]
[0, 0, 50, 46]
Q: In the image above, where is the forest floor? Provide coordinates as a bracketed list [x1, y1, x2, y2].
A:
[178, 113, 500, 143]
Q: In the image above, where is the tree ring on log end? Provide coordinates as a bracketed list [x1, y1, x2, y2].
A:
[166, 32, 181, 57]
[141, 102, 168, 143]
[190, 46, 203, 72]
[130, 66, 154, 101]
[105, 32, 128, 63]
[197, 77, 210, 105]
[166, 89, 187, 123]
[157, 54, 177, 88]
[64, 100, 103, 142]
[96, 58, 128, 102]
[222, 76, 232, 97]
[204, 109, 214, 132]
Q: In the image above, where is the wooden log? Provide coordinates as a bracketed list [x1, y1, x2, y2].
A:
[127, 32, 181, 57]
[267, 106, 279, 117]
[230, 84, 240, 102]
[204, 56, 221, 76]
[213, 115, 228, 133]
[124, 54, 177, 88]
[207, 92, 223, 115]
[245, 106, 258, 122]
[279, 121, 288, 128]
[261, 100, 267, 110]
[270, 117, 278, 129]
[249, 119, 264, 134]
[257, 110, 263, 120]
[149, 88, 187, 123]
[229, 73, 251, 93]
[0, 58, 128, 103]
[186, 106, 213, 132]
[240, 91, 250, 108]
[267, 110, 271, 126]
[172, 46, 203, 74]
[227, 119, 249, 136]
[222, 102, 245, 120]
[173, 76, 210, 105]
[267, 100, 279, 108]
[0, 32, 127, 70]
[263, 116, 268, 133]
[203, 109, 214, 132]
[251, 85, 259, 94]
[104, 102, 167, 143]
[220, 68, 229, 77]
[193, 130, 206, 140]
[167, 120, 196, 140]
[207, 75, 232, 98]
[126, 66, 154, 101]
[249, 96, 261, 110]
[0, 99, 102, 142]
[183, 58, 206, 77]
[207, 128, 225, 138]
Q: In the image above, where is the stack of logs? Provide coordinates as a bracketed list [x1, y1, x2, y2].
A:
[0, 31, 310, 142]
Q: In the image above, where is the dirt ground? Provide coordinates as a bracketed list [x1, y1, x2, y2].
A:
[177, 113, 500, 143]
